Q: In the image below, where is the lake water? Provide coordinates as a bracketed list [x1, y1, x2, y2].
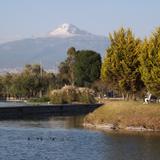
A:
[0, 102, 160, 160]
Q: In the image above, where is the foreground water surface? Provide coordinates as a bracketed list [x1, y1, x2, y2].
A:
[0, 102, 160, 160]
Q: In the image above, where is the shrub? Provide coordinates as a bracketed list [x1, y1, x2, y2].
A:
[49, 85, 96, 104]
[61, 85, 77, 103]
[77, 88, 96, 104]
[29, 96, 50, 103]
[50, 90, 64, 104]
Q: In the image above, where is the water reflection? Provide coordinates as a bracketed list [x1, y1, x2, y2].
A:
[0, 116, 84, 129]
[0, 102, 160, 160]
[102, 132, 160, 160]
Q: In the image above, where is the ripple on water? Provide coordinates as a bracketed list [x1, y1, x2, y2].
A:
[0, 127, 109, 160]
[0, 113, 160, 160]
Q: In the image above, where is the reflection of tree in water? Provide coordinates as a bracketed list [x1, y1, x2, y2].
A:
[67, 116, 84, 128]
[48, 116, 84, 129]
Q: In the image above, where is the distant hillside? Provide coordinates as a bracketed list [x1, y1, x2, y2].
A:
[0, 24, 108, 72]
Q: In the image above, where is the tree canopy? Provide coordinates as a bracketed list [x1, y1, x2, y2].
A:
[0, 64, 56, 99]
[58, 49, 101, 87]
[74, 50, 101, 87]
[101, 28, 144, 99]
[139, 28, 160, 96]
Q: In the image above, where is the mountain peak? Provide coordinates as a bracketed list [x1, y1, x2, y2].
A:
[49, 23, 92, 37]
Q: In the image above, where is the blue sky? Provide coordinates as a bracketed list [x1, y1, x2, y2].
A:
[0, 0, 160, 42]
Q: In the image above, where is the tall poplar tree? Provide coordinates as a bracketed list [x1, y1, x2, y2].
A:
[101, 28, 144, 100]
[139, 28, 160, 96]
[67, 47, 76, 85]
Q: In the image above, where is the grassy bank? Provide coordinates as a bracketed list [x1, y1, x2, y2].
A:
[84, 101, 160, 131]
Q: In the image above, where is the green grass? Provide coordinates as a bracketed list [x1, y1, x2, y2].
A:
[27, 96, 50, 104]
[85, 100, 160, 130]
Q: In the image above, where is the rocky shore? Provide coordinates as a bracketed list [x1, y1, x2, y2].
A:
[83, 123, 157, 132]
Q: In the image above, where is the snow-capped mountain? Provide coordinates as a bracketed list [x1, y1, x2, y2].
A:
[49, 23, 93, 37]
[0, 23, 108, 73]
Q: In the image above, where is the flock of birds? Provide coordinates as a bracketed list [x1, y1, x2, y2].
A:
[27, 137, 56, 141]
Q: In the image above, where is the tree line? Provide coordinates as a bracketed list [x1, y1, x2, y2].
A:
[0, 49, 101, 100]
[101, 27, 160, 100]
[0, 27, 160, 100]
[0, 64, 56, 99]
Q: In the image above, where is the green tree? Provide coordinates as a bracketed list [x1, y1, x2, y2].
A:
[0, 76, 5, 98]
[101, 28, 144, 100]
[57, 47, 77, 86]
[139, 28, 160, 96]
[74, 50, 101, 87]
[57, 61, 71, 86]
[22, 64, 43, 97]
[67, 47, 76, 85]
[2, 73, 13, 98]
[10, 74, 28, 98]
[0, 64, 56, 99]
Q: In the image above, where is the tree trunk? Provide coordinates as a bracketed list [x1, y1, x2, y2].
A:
[122, 93, 125, 100]
[132, 93, 137, 101]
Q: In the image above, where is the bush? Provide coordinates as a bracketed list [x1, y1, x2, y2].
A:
[49, 90, 64, 104]
[62, 85, 77, 103]
[49, 85, 96, 104]
[77, 88, 96, 104]
[28, 96, 50, 103]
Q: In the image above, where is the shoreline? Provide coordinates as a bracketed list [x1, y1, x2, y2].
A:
[84, 101, 160, 133]
[83, 123, 159, 132]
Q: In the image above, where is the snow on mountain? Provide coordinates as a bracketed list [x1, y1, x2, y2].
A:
[0, 23, 108, 72]
[49, 23, 93, 37]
